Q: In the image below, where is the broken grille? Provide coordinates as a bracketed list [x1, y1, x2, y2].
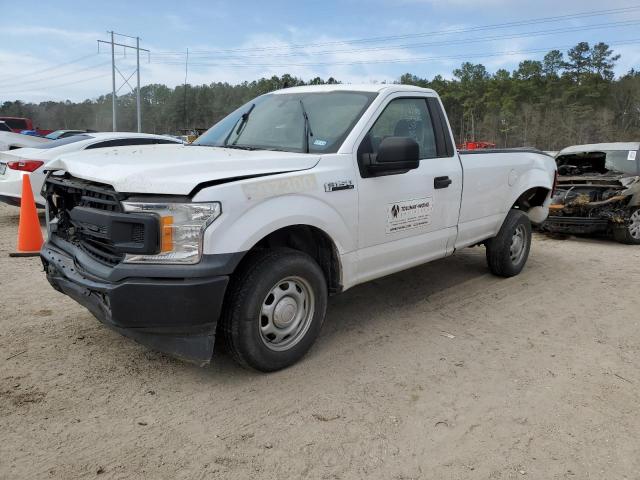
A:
[45, 175, 129, 266]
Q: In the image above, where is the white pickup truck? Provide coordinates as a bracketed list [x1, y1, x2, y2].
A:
[40, 84, 556, 371]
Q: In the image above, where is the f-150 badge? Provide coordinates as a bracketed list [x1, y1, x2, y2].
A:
[324, 180, 354, 192]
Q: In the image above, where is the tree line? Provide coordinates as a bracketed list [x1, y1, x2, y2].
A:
[1, 41, 639, 150]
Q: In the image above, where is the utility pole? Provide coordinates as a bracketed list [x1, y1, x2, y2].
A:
[183, 48, 189, 132]
[136, 36, 141, 132]
[98, 32, 149, 133]
[111, 31, 116, 132]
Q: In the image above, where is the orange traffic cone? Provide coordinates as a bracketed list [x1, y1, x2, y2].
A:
[10, 175, 44, 257]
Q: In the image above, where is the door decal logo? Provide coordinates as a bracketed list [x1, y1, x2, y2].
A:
[386, 197, 433, 234]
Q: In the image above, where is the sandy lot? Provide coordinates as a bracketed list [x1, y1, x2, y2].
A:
[1, 202, 639, 479]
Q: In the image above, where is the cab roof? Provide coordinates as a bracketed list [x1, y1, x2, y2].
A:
[271, 84, 437, 95]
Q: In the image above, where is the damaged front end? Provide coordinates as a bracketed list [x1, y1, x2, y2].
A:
[542, 149, 640, 238]
[39, 173, 240, 366]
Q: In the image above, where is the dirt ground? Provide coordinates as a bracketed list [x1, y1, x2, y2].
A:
[1, 202, 639, 480]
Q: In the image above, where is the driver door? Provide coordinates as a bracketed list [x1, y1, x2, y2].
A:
[355, 94, 462, 283]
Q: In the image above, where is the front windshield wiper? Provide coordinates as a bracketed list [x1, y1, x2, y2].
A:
[223, 103, 255, 146]
[221, 144, 260, 151]
[299, 99, 314, 153]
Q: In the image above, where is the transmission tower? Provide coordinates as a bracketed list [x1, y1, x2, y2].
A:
[98, 31, 150, 132]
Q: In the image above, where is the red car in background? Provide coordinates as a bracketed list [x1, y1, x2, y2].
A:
[0, 117, 33, 132]
[0, 117, 52, 135]
[457, 141, 497, 150]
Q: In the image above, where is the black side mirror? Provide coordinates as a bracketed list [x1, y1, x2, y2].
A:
[359, 136, 420, 177]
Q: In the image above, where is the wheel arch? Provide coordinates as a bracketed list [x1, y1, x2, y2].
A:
[512, 186, 551, 209]
[509, 169, 554, 225]
[234, 224, 343, 295]
[203, 194, 354, 294]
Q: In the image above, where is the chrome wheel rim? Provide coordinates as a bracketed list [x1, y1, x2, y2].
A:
[510, 224, 528, 264]
[259, 276, 315, 351]
[629, 210, 640, 240]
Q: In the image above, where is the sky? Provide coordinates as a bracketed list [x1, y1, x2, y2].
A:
[1, 0, 640, 102]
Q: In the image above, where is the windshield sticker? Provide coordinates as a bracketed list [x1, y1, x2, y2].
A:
[628, 151, 637, 161]
[386, 197, 433, 234]
[243, 174, 317, 200]
[313, 139, 328, 147]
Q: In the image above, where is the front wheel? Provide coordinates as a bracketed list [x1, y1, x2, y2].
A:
[485, 209, 532, 277]
[613, 209, 640, 245]
[220, 248, 328, 372]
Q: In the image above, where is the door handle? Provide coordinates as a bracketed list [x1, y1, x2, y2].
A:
[434, 176, 452, 189]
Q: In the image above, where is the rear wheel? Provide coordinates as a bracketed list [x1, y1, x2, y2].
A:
[485, 209, 532, 277]
[220, 248, 327, 372]
[613, 209, 640, 245]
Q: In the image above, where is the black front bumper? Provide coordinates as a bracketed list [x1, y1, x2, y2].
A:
[542, 215, 610, 235]
[41, 241, 242, 365]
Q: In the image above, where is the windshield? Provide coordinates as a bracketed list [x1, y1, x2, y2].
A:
[45, 130, 85, 139]
[193, 91, 377, 153]
[45, 130, 67, 140]
[33, 134, 93, 149]
[557, 150, 640, 176]
[603, 150, 640, 175]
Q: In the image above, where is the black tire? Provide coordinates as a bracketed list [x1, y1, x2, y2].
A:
[485, 209, 532, 277]
[612, 209, 640, 245]
[220, 248, 328, 372]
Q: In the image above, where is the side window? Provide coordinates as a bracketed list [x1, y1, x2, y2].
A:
[85, 140, 117, 149]
[109, 138, 152, 147]
[366, 98, 437, 159]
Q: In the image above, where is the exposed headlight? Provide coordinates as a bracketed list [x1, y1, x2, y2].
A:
[122, 201, 221, 264]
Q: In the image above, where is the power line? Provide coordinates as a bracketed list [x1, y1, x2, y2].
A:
[0, 62, 111, 88]
[4, 17, 627, 91]
[3, 37, 635, 98]
[153, 5, 640, 55]
[150, 19, 640, 60]
[0, 73, 109, 96]
[148, 38, 640, 68]
[0, 53, 98, 83]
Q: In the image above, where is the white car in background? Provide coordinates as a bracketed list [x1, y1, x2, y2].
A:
[0, 130, 51, 152]
[0, 132, 183, 207]
[45, 129, 93, 140]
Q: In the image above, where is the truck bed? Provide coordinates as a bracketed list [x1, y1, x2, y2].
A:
[458, 148, 553, 157]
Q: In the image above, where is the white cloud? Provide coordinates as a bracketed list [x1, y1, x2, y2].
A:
[388, 0, 637, 9]
[163, 14, 191, 32]
[0, 25, 98, 42]
[397, 0, 507, 5]
[141, 31, 421, 90]
[613, 44, 640, 74]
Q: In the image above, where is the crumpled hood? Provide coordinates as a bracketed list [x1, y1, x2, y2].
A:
[46, 144, 320, 195]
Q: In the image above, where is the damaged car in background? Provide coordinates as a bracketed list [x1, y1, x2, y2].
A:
[542, 143, 640, 244]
